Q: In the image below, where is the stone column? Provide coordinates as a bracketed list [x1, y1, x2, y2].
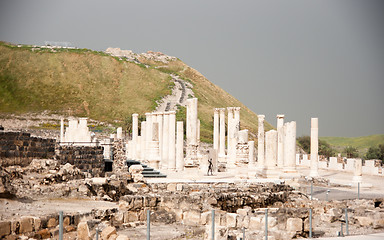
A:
[140, 121, 146, 160]
[145, 113, 152, 160]
[186, 98, 198, 145]
[132, 113, 139, 160]
[310, 118, 319, 177]
[162, 112, 170, 169]
[353, 158, 363, 183]
[276, 115, 285, 168]
[117, 127, 123, 140]
[176, 121, 184, 171]
[168, 111, 176, 170]
[156, 112, 163, 166]
[60, 118, 64, 143]
[283, 121, 298, 175]
[132, 114, 139, 142]
[197, 119, 201, 143]
[257, 115, 265, 171]
[148, 122, 160, 169]
[213, 109, 219, 151]
[227, 107, 235, 168]
[248, 141, 255, 166]
[265, 130, 279, 178]
[218, 108, 226, 157]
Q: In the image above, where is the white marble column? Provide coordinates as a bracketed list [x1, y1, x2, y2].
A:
[140, 121, 146, 160]
[197, 119, 201, 143]
[132, 114, 139, 141]
[227, 107, 235, 167]
[162, 112, 170, 169]
[283, 121, 298, 175]
[276, 115, 285, 168]
[248, 141, 255, 166]
[310, 118, 319, 177]
[265, 130, 278, 178]
[145, 113, 153, 160]
[148, 122, 160, 169]
[156, 112, 163, 166]
[257, 115, 265, 171]
[186, 98, 198, 145]
[60, 118, 64, 143]
[218, 108, 226, 157]
[353, 158, 363, 183]
[213, 108, 220, 151]
[176, 121, 184, 171]
[168, 111, 176, 170]
[117, 127, 123, 140]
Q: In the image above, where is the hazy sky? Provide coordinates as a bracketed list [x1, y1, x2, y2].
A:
[0, 0, 383, 137]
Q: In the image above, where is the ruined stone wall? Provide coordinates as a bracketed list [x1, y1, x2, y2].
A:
[55, 146, 104, 177]
[0, 132, 55, 167]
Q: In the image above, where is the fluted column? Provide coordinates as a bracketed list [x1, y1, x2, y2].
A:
[283, 121, 298, 174]
[310, 118, 319, 177]
[145, 113, 153, 160]
[168, 111, 176, 170]
[213, 108, 220, 151]
[156, 112, 163, 166]
[257, 115, 265, 171]
[176, 121, 184, 171]
[60, 118, 64, 143]
[162, 112, 170, 169]
[140, 121, 146, 160]
[276, 115, 285, 168]
[248, 141, 255, 166]
[219, 108, 226, 157]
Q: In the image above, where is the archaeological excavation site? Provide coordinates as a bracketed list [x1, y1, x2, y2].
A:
[1, 96, 384, 240]
[0, 44, 383, 240]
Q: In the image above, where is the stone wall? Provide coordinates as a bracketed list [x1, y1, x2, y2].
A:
[55, 146, 104, 177]
[0, 132, 55, 167]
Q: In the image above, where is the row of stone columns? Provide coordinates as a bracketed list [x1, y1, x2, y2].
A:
[257, 114, 298, 178]
[128, 111, 184, 171]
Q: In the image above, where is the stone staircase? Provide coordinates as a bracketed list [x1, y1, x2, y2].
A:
[126, 159, 167, 178]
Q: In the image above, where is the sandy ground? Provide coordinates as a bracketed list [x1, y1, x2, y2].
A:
[0, 199, 117, 221]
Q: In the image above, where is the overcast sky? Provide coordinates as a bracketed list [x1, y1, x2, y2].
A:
[0, 0, 383, 137]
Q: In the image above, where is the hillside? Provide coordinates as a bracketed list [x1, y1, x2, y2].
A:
[320, 135, 384, 157]
[0, 42, 273, 143]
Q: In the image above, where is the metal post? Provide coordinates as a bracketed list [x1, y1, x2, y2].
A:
[147, 209, 150, 240]
[211, 210, 215, 240]
[95, 228, 99, 240]
[310, 181, 313, 200]
[340, 222, 344, 237]
[265, 208, 268, 240]
[358, 182, 360, 199]
[309, 208, 312, 238]
[59, 211, 63, 240]
[243, 227, 245, 240]
[345, 208, 349, 236]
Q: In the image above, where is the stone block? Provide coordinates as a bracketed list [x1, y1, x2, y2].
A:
[77, 221, 90, 240]
[19, 217, 33, 233]
[0, 221, 11, 238]
[101, 226, 116, 240]
[355, 216, 373, 227]
[47, 218, 58, 228]
[236, 208, 249, 216]
[116, 235, 130, 240]
[261, 216, 277, 228]
[33, 217, 41, 231]
[226, 213, 238, 228]
[249, 217, 262, 230]
[108, 234, 118, 240]
[167, 183, 177, 191]
[124, 211, 138, 223]
[36, 229, 51, 239]
[63, 216, 70, 227]
[11, 220, 19, 234]
[176, 184, 183, 191]
[183, 210, 201, 225]
[286, 218, 302, 232]
[373, 218, 384, 229]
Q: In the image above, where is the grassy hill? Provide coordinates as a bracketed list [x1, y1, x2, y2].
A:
[0, 41, 273, 143]
[320, 135, 384, 157]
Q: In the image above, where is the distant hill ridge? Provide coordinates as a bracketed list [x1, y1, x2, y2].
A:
[0, 41, 273, 142]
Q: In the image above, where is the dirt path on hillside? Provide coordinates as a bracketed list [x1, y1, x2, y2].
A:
[155, 74, 194, 112]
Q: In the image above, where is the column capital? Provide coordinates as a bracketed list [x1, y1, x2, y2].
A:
[234, 107, 241, 112]
[276, 114, 285, 119]
[214, 108, 220, 114]
[258, 114, 265, 120]
[227, 107, 235, 112]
